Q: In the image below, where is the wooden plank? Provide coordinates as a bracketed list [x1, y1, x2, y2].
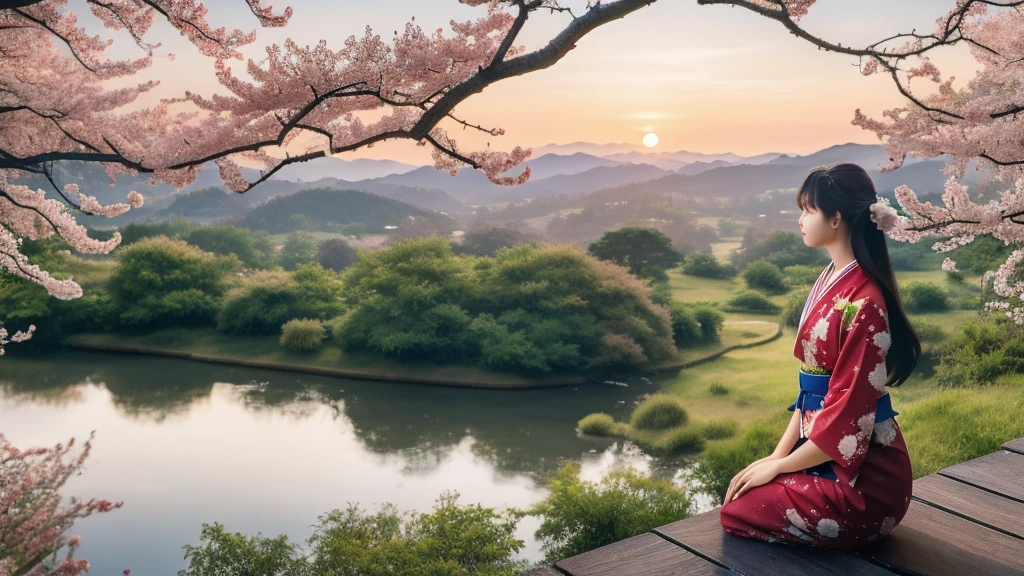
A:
[913, 474, 1024, 539]
[1004, 437, 1024, 456]
[858, 499, 1024, 576]
[555, 532, 727, 576]
[654, 510, 892, 576]
[938, 449, 1024, 502]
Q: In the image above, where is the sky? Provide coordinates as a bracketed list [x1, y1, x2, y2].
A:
[91, 0, 980, 166]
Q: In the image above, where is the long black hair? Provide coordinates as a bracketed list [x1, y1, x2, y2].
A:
[796, 163, 920, 388]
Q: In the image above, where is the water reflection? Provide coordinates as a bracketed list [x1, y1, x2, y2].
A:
[0, 350, 701, 574]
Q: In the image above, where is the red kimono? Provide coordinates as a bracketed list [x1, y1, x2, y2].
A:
[719, 259, 913, 550]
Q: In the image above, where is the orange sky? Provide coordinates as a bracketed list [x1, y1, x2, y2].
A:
[99, 0, 980, 166]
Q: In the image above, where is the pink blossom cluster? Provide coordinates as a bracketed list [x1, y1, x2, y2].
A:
[849, 5, 1024, 323]
[3, 0, 542, 339]
[0, 431, 122, 576]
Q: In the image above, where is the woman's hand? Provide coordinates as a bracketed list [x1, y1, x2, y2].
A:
[724, 457, 783, 504]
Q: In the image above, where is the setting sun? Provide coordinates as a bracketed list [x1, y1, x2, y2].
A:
[642, 133, 659, 147]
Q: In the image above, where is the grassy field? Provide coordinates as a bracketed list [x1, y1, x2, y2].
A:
[596, 265, 1024, 480]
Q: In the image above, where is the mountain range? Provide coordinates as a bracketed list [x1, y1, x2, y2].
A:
[51, 142, 976, 230]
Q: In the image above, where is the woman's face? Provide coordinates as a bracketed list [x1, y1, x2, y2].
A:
[799, 204, 835, 248]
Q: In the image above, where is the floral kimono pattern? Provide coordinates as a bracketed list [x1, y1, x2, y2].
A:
[719, 260, 913, 550]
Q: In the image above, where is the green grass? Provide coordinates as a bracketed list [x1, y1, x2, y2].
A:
[710, 241, 741, 261]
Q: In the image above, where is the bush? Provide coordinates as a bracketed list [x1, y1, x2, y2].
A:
[528, 462, 692, 564]
[724, 290, 781, 314]
[278, 231, 319, 271]
[217, 265, 344, 335]
[578, 413, 617, 437]
[903, 282, 950, 313]
[934, 314, 1024, 386]
[783, 265, 822, 287]
[455, 226, 535, 257]
[742, 260, 788, 295]
[731, 230, 828, 270]
[184, 224, 274, 269]
[109, 236, 239, 328]
[681, 252, 736, 279]
[316, 237, 359, 272]
[631, 394, 689, 431]
[181, 492, 526, 576]
[669, 302, 701, 347]
[781, 289, 810, 328]
[280, 318, 326, 352]
[692, 305, 724, 343]
[653, 427, 705, 455]
[694, 415, 788, 503]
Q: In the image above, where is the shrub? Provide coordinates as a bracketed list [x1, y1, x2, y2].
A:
[681, 252, 736, 279]
[529, 462, 692, 564]
[934, 315, 1024, 386]
[653, 427, 705, 455]
[109, 236, 239, 328]
[217, 271, 299, 335]
[217, 266, 343, 335]
[692, 305, 724, 343]
[743, 260, 788, 295]
[631, 394, 688, 431]
[184, 224, 273, 269]
[278, 231, 319, 271]
[455, 226, 535, 257]
[669, 302, 701, 347]
[902, 281, 950, 313]
[316, 237, 359, 272]
[783, 265, 822, 287]
[724, 290, 781, 314]
[181, 492, 526, 576]
[694, 415, 788, 503]
[709, 382, 729, 396]
[280, 318, 326, 352]
[731, 230, 828, 270]
[781, 289, 810, 327]
[578, 413, 617, 437]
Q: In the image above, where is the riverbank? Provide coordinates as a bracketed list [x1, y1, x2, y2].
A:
[63, 320, 780, 389]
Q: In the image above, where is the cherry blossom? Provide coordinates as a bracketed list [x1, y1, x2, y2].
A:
[2, 0, 658, 349]
[0, 431, 122, 576]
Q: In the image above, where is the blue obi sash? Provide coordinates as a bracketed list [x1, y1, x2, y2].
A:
[786, 369, 899, 481]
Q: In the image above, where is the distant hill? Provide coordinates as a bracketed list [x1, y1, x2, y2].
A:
[237, 188, 454, 234]
[366, 161, 673, 206]
[269, 156, 419, 182]
[592, 158, 958, 202]
[676, 160, 734, 175]
[501, 152, 624, 180]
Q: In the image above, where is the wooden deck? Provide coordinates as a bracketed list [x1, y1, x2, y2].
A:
[532, 437, 1024, 576]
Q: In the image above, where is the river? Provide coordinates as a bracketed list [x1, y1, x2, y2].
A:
[0, 350, 709, 574]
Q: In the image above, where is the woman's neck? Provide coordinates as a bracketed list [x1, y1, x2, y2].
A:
[825, 239, 856, 272]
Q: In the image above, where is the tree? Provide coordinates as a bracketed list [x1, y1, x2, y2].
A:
[0, 431, 122, 576]
[316, 238, 359, 272]
[0, 0, 659, 350]
[109, 236, 239, 327]
[587, 226, 682, 281]
[699, 1, 1024, 322]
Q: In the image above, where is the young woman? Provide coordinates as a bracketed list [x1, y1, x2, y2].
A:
[718, 162, 921, 549]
